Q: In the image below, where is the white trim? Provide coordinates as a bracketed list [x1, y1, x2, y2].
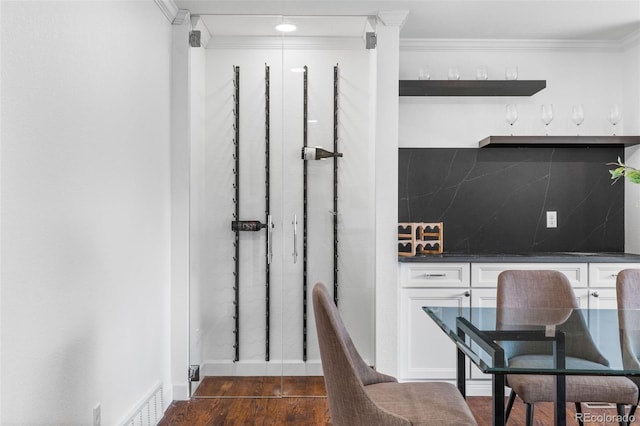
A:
[190, 15, 212, 48]
[395, 379, 501, 397]
[200, 360, 324, 377]
[400, 37, 634, 52]
[173, 9, 189, 26]
[620, 29, 640, 51]
[171, 383, 189, 401]
[153, 0, 179, 23]
[377, 10, 409, 28]
[206, 35, 365, 51]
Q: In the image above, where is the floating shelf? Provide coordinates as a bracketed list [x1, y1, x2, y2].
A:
[399, 80, 546, 97]
[479, 136, 640, 148]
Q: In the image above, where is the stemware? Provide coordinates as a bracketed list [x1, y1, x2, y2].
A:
[571, 104, 584, 135]
[476, 66, 488, 81]
[418, 67, 430, 80]
[448, 67, 460, 80]
[608, 104, 621, 135]
[505, 104, 518, 135]
[541, 104, 554, 135]
[505, 66, 518, 81]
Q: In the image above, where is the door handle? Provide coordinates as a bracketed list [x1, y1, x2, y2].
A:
[267, 214, 274, 265]
[292, 215, 298, 264]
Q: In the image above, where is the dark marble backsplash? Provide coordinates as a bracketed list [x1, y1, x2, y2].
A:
[398, 147, 625, 254]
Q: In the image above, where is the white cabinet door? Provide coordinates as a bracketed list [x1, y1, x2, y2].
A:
[399, 288, 471, 380]
[586, 288, 620, 366]
[588, 288, 617, 309]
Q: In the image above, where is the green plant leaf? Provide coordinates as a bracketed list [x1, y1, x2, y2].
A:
[610, 167, 625, 179]
[627, 170, 640, 184]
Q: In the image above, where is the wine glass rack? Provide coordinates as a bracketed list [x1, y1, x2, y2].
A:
[232, 65, 240, 362]
[228, 63, 341, 363]
[264, 63, 271, 362]
[333, 64, 339, 308]
[302, 65, 309, 361]
[230, 65, 274, 362]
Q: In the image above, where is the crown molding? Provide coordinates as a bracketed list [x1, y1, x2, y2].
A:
[377, 10, 409, 28]
[153, 0, 179, 23]
[206, 36, 365, 51]
[620, 29, 640, 51]
[400, 37, 634, 52]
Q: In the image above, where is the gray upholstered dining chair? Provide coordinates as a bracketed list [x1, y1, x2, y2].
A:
[498, 270, 638, 426]
[312, 282, 477, 426]
[616, 268, 640, 417]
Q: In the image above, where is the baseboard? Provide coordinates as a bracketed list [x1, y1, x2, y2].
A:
[397, 379, 503, 397]
[198, 360, 323, 377]
[171, 383, 189, 401]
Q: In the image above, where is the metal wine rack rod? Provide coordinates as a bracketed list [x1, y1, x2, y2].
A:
[232, 65, 240, 362]
[333, 64, 340, 306]
[264, 63, 271, 362]
[302, 65, 309, 362]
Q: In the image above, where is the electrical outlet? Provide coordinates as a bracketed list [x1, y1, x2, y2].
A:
[93, 404, 101, 426]
[546, 211, 557, 228]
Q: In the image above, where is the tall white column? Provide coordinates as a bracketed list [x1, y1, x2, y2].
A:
[373, 11, 407, 376]
[170, 11, 191, 401]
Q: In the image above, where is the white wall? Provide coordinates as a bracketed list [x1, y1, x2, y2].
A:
[1, 1, 172, 424]
[400, 42, 629, 148]
[623, 36, 640, 253]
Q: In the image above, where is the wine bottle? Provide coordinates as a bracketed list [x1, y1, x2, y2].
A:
[231, 220, 266, 232]
[301, 146, 343, 161]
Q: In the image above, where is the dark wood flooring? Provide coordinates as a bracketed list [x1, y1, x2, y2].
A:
[159, 376, 632, 425]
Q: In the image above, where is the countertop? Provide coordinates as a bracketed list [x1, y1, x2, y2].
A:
[398, 252, 640, 263]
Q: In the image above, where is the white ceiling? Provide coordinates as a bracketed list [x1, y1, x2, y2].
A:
[175, 0, 640, 41]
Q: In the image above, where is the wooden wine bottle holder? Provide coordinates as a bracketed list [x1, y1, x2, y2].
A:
[398, 222, 443, 256]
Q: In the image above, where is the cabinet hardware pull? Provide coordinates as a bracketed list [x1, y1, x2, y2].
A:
[591, 291, 600, 297]
[424, 273, 446, 278]
[464, 291, 470, 297]
[610, 273, 618, 277]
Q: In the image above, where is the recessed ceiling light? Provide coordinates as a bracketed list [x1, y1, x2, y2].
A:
[291, 67, 306, 73]
[275, 23, 296, 33]
[307, 119, 318, 123]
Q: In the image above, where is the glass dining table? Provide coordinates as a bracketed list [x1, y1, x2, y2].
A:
[423, 306, 640, 426]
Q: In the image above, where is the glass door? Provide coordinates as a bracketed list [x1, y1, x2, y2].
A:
[188, 14, 376, 399]
[280, 22, 376, 396]
[189, 15, 286, 397]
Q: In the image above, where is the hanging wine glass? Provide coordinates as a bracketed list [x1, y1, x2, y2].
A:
[505, 104, 518, 135]
[571, 104, 584, 135]
[541, 104, 554, 135]
[608, 104, 621, 135]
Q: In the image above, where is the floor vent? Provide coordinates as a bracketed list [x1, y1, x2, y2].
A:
[121, 384, 164, 426]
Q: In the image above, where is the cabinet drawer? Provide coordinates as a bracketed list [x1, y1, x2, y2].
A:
[400, 263, 470, 288]
[471, 263, 588, 288]
[588, 263, 640, 288]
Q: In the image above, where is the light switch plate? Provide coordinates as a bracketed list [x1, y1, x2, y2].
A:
[546, 211, 557, 228]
